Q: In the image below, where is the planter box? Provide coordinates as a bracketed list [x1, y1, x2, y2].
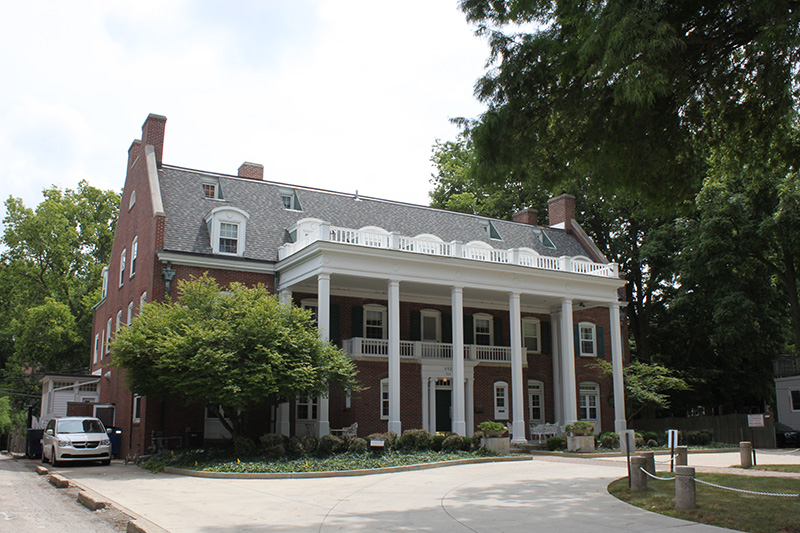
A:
[567, 435, 595, 452]
[482, 437, 510, 454]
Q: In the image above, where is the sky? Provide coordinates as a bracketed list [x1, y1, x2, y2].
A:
[0, 1, 492, 225]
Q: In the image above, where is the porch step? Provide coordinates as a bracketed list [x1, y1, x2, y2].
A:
[510, 442, 545, 454]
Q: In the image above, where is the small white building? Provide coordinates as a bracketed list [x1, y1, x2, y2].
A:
[38, 373, 101, 428]
[774, 356, 800, 430]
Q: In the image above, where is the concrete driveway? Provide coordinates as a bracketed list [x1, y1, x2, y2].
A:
[46, 454, 748, 532]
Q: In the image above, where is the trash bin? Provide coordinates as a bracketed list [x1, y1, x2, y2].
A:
[184, 430, 203, 448]
[26, 429, 44, 459]
[106, 427, 123, 458]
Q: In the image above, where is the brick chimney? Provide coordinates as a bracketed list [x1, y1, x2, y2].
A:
[141, 114, 167, 168]
[548, 193, 575, 231]
[238, 162, 264, 180]
[127, 139, 142, 169]
[512, 208, 538, 226]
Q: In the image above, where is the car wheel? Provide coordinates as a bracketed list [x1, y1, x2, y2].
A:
[100, 459, 111, 466]
[41, 448, 49, 464]
[51, 447, 59, 467]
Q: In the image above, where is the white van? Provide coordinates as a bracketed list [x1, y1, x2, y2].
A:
[41, 417, 112, 466]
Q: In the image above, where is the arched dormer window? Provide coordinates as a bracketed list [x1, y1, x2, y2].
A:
[204, 207, 250, 256]
[288, 218, 324, 244]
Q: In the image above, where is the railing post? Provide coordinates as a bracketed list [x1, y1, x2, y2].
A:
[640, 451, 656, 477]
[609, 262, 619, 277]
[676, 446, 688, 466]
[389, 232, 399, 250]
[511, 248, 520, 265]
[319, 222, 330, 242]
[740, 441, 753, 468]
[630, 456, 648, 491]
[559, 256, 570, 273]
[675, 466, 696, 510]
[453, 241, 463, 258]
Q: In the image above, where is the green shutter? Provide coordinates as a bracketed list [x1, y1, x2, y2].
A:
[493, 316, 504, 346]
[410, 310, 421, 341]
[464, 315, 474, 344]
[351, 306, 363, 338]
[330, 304, 340, 344]
[541, 322, 551, 354]
[574, 325, 580, 357]
[597, 326, 605, 358]
[442, 314, 452, 344]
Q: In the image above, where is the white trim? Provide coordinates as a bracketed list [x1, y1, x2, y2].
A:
[204, 206, 250, 257]
[380, 378, 389, 420]
[132, 395, 142, 423]
[144, 145, 165, 217]
[127, 301, 134, 325]
[119, 249, 126, 287]
[522, 316, 541, 354]
[157, 251, 275, 274]
[130, 236, 138, 277]
[474, 313, 493, 346]
[578, 322, 597, 357]
[494, 380, 509, 420]
[579, 381, 601, 429]
[364, 303, 387, 340]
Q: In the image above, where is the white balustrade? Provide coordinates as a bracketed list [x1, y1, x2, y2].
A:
[344, 338, 510, 362]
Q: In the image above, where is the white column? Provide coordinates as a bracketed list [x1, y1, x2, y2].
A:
[422, 375, 429, 432]
[609, 302, 627, 434]
[278, 402, 290, 436]
[317, 273, 331, 437]
[508, 292, 526, 443]
[428, 377, 437, 433]
[388, 280, 402, 434]
[279, 288, 292, 306]
[465, 376, 474, 437]
[451, 286, 466, 435]
[550, 315, 563, 426]
[560, 298, 578, 425]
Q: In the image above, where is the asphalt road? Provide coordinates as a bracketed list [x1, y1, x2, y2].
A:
[0, 453, 126, 532]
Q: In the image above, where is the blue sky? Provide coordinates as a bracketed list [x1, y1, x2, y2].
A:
[0, 1, 490, 223]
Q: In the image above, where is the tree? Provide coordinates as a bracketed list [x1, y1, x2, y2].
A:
[0, 181, 119, 378]
[111, 275, 360, 439]
[459, 0, 800, 206]
[594, 359, 690, 420]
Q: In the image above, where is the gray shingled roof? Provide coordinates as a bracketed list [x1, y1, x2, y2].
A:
[158, 166, 592, 262]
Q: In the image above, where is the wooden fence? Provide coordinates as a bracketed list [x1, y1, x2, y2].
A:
[633, 413, 776, 448]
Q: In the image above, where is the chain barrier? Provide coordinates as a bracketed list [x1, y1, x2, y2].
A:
[694, 478, 800, 498]
[753, 448, 800, 455]
[653, 453, 678, 465]
[639, 467, 676, 481]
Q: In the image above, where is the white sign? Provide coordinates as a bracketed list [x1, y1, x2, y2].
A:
[747, 414, 765, 428]
[667, 429, 679, 449]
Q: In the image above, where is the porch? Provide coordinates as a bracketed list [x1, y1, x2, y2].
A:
[343, 337, 513, 363]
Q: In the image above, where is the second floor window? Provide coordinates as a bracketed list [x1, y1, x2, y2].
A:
[474, 314, 493, 346]
[219, 223, 239, 254]
[119, 249, 126, 287]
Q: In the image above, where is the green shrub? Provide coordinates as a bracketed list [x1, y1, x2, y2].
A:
[471, 431, 484, 451]
[366, 432, 398, 451]
[643, 431, 658, 443]
[317, 434, 345, 455]
[646, 439, 659, 448]
[686, 430, 713, 445]
[442, 434, 466, 451]
[233, 436, 257, 458]
[398, 429, 433, 451]
[478, 421, 507, 435]
[347, 437, 368, 453]
[599, 432, 619, 449]
[287, 435, 318, 456]
[546, 436, 566, 450]
[259, 433, 285, 449]
[565, 421, 594, 436]
[461, 436, 472, 450]
[432, 434, 446, 451]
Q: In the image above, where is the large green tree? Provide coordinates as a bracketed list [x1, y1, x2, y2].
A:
[458, 0, 800, 207]
[111, 276, 360, 439]
[0, 181, 119, 378]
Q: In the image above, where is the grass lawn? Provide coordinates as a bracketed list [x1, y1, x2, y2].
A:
[608, 473, 800, 533]
[752, 464, 800, 473]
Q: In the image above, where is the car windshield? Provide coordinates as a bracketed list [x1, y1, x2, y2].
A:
[56, 419, 106, 434]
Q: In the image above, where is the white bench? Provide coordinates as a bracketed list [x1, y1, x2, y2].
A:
[529, 423, 560, 443]
[330, 422, 358, 436]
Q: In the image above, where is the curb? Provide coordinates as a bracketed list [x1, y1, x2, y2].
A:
[165, 454, 532, 479]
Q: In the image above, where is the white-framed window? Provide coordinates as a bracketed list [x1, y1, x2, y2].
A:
[474, 313, 493, 346]
[79, 382, 97, 392]
[420, 309, 441, 343]
[494, 381, 509, 420]
[93, 334, 100, 364]
[380, 378, 389, 420]
[105, 318, 112, 354]
[101, 267, 108, 299]
[201, 179, 219, 199]
[130, 236, 138, 277]
[116, 311, 122, 332]
[204, 207, 249, 256]
[301, 299, 319, 327]
[296, 394, 318, 420]
[279, 188, 301, 211]
[579, 381, 600, 427]
[132, 395, 142, 423]
[140, 292, 147, 311]
[119, 249, 126, 287]
[364, 304, 387, 340]
[578, 322, 597, 356]
[128, 190, 136, 210]
[522, 317, 541, 353]
[528, 380, 545, 424]
[790, 390, 800, 411]
[101, 330, 106, 359]
[127, 301, 134, 325]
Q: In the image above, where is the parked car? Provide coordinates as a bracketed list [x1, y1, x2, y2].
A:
[41, 417, 112, 466]
[775, 422, 800, 448]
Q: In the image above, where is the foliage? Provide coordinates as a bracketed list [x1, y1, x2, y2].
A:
[432, 434, 446, 451]
[685, 430, 713, 446]
[477, 421, 507, 435]
[441, 434, 469, 451]
[594, 360, 690, 420]
[545, 436, 566, 451]
[599, 432, 619, 449]
[564, 421, 594, 436]
[398, 429, 433, 451]
[233, 436, 257, 458]
[366, 432, 399, 451]
[259, 433, 286, 459]
[286, 436, 318, 457]
[0, 182, 119, 383]
[346, 437, 368, 454]
[317, 434, 345, 455]
[0, 396, 25, 435]
[110, 275, 360, 439]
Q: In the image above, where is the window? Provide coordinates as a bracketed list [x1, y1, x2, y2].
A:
[127, 301, 134, 325]
[579, 382, 600, 426]
[364, 304, 387, 340]
[791, 390, 800, 411]
[132, 395, 142, 423]
[128, 190, 136, 210]
[105, 318, 112, 354]
[578, 322, 596, 356]
[79, 382, 97, 392]
[420, 309, 441, 342]
[94, 334, 100, 364]
[279, 189, 302, 211]
[101, 330, 105, 359]
[130, 237, 138, 277]
[101, 267, 108, 299]
[522, 317, 541, 353]
[474, 313, 493, 346]
[488, 220, 502, 240]
[119, 249, 126, 287]
[380, 378, 389, 420]
[296, 394, 318, 420]
[301, 299, 318, 327]
[528, 380, 545, 424]
[116, 311, 122, 332]
[204, 207, 249, 256]
[140, 292, 147, 311]
[201, 179, 219, 199]
[494, 381, 509, 420]
[533, 228, 556, 249]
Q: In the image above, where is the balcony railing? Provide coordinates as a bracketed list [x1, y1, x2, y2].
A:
[343, 337, 512, 363]
[278, 223, 619, 278]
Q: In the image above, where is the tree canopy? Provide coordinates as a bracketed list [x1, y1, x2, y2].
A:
[110, 275, 360, 439]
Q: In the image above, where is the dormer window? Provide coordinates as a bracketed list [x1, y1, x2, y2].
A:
[534, 228, 556, 249]
[204, 206, 249, 256]
[202, 179, 220, 199]
[279, 188, 302, 211]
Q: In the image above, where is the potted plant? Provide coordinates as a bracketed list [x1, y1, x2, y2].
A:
[565, 421, 595, 452]
[478, 421, 510, 453]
